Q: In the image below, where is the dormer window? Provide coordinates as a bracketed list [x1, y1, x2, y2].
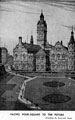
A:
[62, 54, 65, 59]
[51, 54, 55, 58]
[57, 54, 60, 59]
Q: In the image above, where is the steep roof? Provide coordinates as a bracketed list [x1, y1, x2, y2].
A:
[55, 41, 68, 50]
[22, 42, 41, 54]
[37, 11, 47, 27]
[45, 50, 50, 55]
[37, 20, 47, 28]
[62, 46, 68, 50]
[68, 30, 75, 45]
[36, 48, 46, 56]
[45, 42, 53, 48]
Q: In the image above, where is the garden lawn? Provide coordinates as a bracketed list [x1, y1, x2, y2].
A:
[24, 76, 75, 110]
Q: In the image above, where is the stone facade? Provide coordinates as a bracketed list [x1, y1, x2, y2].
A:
[13, 12, 75, 72]
[68, 29, 75, 71]
[13, 36, 41, 71]
[50, 41, 68, 72]
[37, 11, 47, 47]
[13, 37, 28, 70]
[7, 55, 13, 66]
[27, 53, 33, 71]
[36, 49, 46, 72]
[0, 47, 8, 64]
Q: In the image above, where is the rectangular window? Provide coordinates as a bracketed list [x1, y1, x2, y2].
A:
[36, 65, 39, 69]
[57, 54, 60, 59]
[41, 56, 44, 60]
[41, 65, 44, 69]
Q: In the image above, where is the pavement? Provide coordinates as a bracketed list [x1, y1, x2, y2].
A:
[8, 71, 30, 79]
[0, 70, 41, 110]
[0, 71, 28, 110]
[18, 76, 41, 110]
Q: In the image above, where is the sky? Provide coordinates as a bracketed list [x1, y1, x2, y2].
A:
[0, 0, 75, 54]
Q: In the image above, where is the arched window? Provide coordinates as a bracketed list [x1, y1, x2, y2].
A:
[36, 65, 39, 69]
[15, 54, 18, 59]
[57, 54, 60, 59]
[62, 54, 65, 59]
[51, 54, 55, 59]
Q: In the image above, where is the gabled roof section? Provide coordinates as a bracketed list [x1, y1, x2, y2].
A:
[22, 42, 41, 54]
[13, 41, 41, 54]
[45, 42, 53, 48]
[55, 41, 61, 46]
[36, 48, 46, 56]
[45, 49, 50, 56]
[55, 41, 68, 50]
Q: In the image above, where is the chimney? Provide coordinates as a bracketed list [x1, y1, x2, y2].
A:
[61, 40, 63, 45]
[30, 35, 34, 45]
[19, 36, 22, 45]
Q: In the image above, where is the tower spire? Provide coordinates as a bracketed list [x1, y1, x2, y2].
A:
[68, 26, 75, 45]
[68, 26, 75, 71]
[30, 34, 34, 45]
[37, 11, 47, 47]
[40, 9, 44, 21]
[71, 26, 74, 35]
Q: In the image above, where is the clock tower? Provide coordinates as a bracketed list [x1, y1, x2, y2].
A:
[68, 27, 75, 71]
[37, 11, 47, 47]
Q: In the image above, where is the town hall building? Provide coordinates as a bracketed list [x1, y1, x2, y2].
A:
[13, 11, 75, 72]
